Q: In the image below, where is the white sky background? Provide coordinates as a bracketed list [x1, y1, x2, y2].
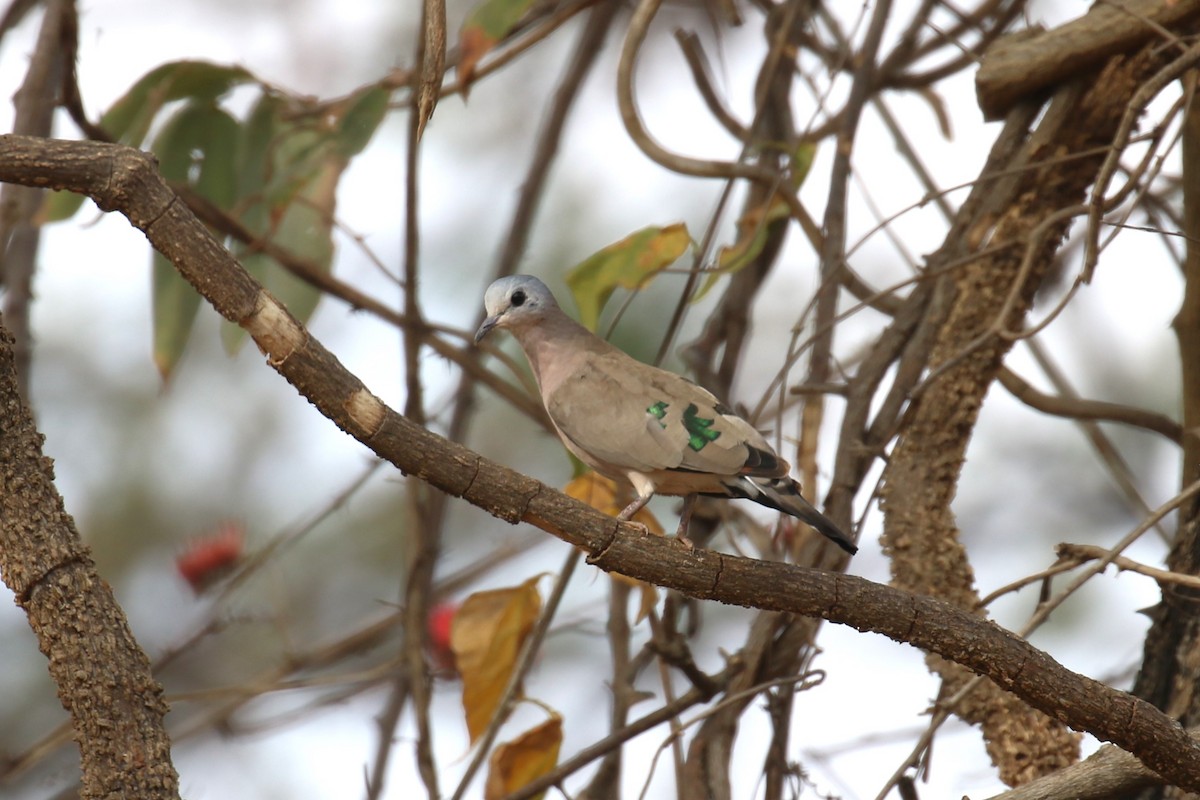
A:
[0, 0, 1185, 798]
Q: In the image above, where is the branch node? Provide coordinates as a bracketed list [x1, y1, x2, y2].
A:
[704, 552, 724, 599]
[461, 456, 483, 500]
[243, 292, 306, 366]
[345, 388, 387, 440]
[586, 520, 621, 566]
[18, 554, 88, 606]
[140, 191, 180, 234]
[510, 482, 542, 525]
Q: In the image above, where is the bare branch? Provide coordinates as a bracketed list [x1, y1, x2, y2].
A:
[997, 365, 1183, 442]
[975, 0, 1200, 119]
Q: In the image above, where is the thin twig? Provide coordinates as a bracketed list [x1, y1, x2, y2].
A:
[997, 365, 1183, 442]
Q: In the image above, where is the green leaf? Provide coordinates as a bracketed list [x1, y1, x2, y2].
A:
[102, 60, 254, 147]
[224, 96, 346, 348]
[220, 95, 286, 355]
[261, 159, 338, 325]
[693, 142, 818, 302]
[236, 93, 286, 202]
[150, 101, 241, 378]
[152, 102, 240, 187]
[39, 189, 87, 224]
[259, 125, 328, 210]
[566, 223, 692, 330]
[42, 62, 253, 224]
[152, 251, 202, 380]
[458, 0, 539, 92]
[335, 85, 391, 158]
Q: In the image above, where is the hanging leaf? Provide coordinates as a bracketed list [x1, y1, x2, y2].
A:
[335, 85, 392, 158]
[151, 101, 240, 378]
[256, 86, 389, 321]
[235, 93, 286, 202]
[224, 86, 392, 352]
[452, 577, 542, 742]
[250, 88, 391, 320]
[38, 188, 89, 225]
[485, 716, 563, 800]
[563, 472, 663, 534]
[259, 158, 338, 326]
[566, 223, 693, 330]
[103, 60, 255, 148]
[105, 61, 254, 145]
[221, 94, 284, 353]
[152, 252, 202, 379]
[458, 0, 539, 95]
[41, 60, 254, 224]
[696, 142, 817, 301]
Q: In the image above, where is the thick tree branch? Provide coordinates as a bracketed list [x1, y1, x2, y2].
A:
[879, 30, 1195, 784]
[985, 738, 1168, 800]
[0, 249, 178, 796]
[975, 0, 1200, 120]
[3, 133, 1200, 790]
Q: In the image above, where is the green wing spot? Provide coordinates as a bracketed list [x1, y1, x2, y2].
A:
[683, 403, 720, 451]
[647, 400, 669, 429]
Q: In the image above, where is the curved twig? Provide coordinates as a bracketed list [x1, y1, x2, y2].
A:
[616, 0, 779, 183]
[998, 366, 1183, 442]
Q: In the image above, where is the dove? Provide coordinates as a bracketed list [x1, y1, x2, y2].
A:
[474, 275, 856, 555]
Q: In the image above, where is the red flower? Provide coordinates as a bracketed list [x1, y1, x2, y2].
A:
[177, 522, 245, 593]
[427, 602, 459, 674]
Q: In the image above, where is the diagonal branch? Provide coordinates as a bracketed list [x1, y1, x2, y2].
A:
[3, 133, 1200, 790]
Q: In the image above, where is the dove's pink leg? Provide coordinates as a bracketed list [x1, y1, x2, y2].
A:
[674, 495, 697, 549]
[617, 493, 651, 521]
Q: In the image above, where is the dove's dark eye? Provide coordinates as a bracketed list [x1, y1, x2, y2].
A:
[511, 290, 527, 307]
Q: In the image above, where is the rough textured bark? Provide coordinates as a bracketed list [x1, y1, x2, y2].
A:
[0, 315, 179, 799]
[975, 0, 1200, 119]
[880, 41, 1185, 787]
[1130, 82, 1200, 800]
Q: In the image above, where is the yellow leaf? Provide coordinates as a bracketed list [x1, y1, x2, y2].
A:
[563, 472, 663, 534]
[485, 716, 563, 800]
[457, 25, 492, 97]
[566, 223, 693, 330]
[452, 577, 542, 742]
[694, 195, 793, 303]
[696, 142, 816, 302]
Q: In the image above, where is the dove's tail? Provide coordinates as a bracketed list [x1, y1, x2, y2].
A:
[725, 476, 858, 554]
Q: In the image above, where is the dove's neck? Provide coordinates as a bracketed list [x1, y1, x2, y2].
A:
[512, 310, 612, 396]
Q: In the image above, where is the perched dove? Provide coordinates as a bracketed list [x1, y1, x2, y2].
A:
[474, 275, 856, 555]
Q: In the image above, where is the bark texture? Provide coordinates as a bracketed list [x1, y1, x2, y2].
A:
[0, 316, 178, 799]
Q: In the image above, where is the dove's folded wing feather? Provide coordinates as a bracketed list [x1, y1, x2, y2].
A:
[545, 350, 787, 482]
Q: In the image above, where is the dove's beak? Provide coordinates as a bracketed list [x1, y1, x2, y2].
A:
[474, 316, 499, 345]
